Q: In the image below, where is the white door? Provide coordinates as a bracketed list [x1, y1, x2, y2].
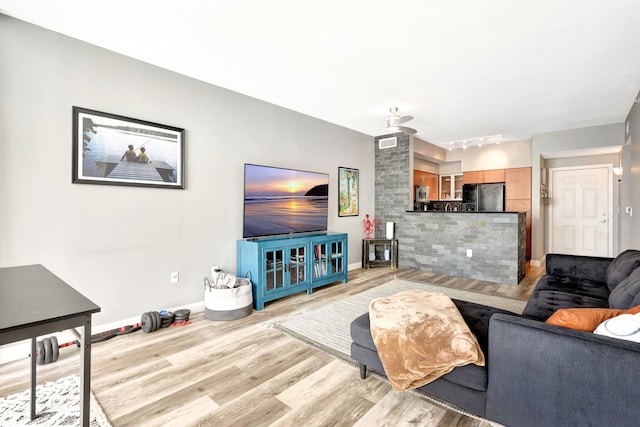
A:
[550, 166, 612, 257]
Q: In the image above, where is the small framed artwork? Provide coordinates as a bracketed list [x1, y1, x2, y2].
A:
[72, 106, 185, 189]
[338, 166, 359, 217]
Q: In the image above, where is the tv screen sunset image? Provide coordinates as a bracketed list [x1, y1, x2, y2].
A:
[243, 164, 329, 238]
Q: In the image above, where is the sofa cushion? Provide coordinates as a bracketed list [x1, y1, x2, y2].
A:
[350, 312, 375, 351]
[522, 289, 609, 321]
[546, 253, 612, 283]
[453, 299, 519, 355]
[606, 249, 640, 292]
[532, 274, 609, 300]
[608, 267, 640, 309]
[594, 313, 640, 342]
[545, 305, 640, 332]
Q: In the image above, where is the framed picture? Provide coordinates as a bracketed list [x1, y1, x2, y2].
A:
[338, 166, 359, 216]
[72, 107, 185, 189]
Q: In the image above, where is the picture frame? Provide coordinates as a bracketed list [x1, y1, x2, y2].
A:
[338, 166, 359, 216]
[72, 106, 185, 189]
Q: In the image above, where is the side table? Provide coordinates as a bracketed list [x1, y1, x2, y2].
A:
[362, 238, 398, 269]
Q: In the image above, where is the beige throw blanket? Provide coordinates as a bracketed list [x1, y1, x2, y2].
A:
[369, 290, 485, 392]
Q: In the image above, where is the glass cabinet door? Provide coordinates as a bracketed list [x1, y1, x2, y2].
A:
[440, 174, 463, 200]
[312, 243, 327, 278]
[454, 174, 463, 200]
[288, 245, 306, 285]
[264, 248, 285, 291]
[329, 241, 344, 275]
[311, 240, 345, 279]
[440, 175, 451, 200]
[263, 244, 307, 294]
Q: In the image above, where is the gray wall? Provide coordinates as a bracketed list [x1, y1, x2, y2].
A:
[0, 15, 374, 325]
[446, 139, 532, 171]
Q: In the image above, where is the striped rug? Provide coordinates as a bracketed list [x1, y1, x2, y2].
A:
[275, 278, 527, 363]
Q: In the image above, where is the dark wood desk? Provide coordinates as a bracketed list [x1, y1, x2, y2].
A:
[0, 265, 101, 426]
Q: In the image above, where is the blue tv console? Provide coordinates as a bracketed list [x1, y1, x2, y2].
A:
[237, 232, 348, 310]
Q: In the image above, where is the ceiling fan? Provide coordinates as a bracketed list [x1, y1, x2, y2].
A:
[385, 107, 417, 134]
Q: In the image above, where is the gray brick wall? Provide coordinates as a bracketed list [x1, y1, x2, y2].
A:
[374, 133, 411, 231]
[374, 135, 525, 285]
[399, 211, 525, 284]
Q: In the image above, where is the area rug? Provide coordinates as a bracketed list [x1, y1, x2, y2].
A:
[0, 375, 111, 426]
[275, 278, 527, 361]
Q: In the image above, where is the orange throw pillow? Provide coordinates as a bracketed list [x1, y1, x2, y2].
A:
[545, 305, 640, 332]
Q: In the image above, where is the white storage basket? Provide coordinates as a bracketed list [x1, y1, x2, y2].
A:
[204, 277, 253, 320]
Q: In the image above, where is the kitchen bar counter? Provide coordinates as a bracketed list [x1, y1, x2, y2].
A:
[407, 210, 524, 214]
[394, 211, 526, 285]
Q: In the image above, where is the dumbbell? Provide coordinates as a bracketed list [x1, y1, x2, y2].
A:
[141, 311, 161, 333]
[35, 336, 78, 365]
[141, 309, 189, 332]
[34, 322, 143, 365]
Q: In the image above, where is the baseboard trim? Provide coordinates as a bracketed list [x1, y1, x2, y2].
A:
[348, 262, 361, 271]
[530, 256, 546, 267]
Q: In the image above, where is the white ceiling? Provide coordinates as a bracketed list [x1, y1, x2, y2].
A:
[2, 0, 640, 147]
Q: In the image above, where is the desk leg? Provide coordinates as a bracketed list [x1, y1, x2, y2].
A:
[30, 337, 36, 420]
[80, 315, 92, 427]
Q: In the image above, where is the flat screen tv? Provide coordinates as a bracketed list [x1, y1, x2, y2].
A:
[243, 164, 329, 239]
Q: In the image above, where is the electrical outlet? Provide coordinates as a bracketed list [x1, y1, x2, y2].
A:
[170, 271, 179, 284]
[467, 249, 473, 257]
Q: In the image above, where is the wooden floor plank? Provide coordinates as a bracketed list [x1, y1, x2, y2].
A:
[354, 390, 448, 427]
[274, 360, 377, 426]
[203, 396, 292, 427]
[140, 395, 219, 427]
[111, 375, 224, 426]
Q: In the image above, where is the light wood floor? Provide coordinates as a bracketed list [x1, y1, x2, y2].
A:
[0, 265, 543, 426]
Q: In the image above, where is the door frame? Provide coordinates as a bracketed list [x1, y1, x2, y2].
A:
[548, 164, 614, 257]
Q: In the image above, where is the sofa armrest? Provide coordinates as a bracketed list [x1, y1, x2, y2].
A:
[545, 253, 612, 282]
[486, 313, 640, 427]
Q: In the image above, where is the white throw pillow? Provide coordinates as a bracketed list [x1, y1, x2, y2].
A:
[594, 313, 640, 343]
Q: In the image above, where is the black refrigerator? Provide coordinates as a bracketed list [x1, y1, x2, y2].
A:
[462, 183, 505, 212]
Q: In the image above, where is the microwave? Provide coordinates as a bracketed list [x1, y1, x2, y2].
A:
[415, 185, 430, 202]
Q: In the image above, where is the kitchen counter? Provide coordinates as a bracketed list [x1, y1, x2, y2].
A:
[408, 210, 524, 214]
[394, 211, 527, 285]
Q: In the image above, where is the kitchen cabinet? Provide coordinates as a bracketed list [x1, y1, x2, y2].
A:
[505, 167, 532, 199]
[463, 169, 505, 184]
[463, 171, 484, 184]
[484, 169, 506, 183]
[440, 174, 463, 200]
[414, 170, 439, 200]
[505, 167, 532, 259]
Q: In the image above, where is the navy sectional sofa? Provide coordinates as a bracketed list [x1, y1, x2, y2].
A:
[350, 250, 640, 427]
